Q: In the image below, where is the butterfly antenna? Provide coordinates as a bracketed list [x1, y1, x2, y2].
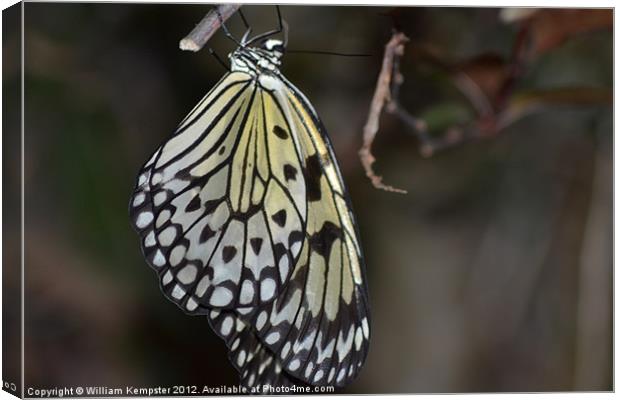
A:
[238, 8, 250, 30]
[287, 49, 373, 57]
[246, 5, 284, 45]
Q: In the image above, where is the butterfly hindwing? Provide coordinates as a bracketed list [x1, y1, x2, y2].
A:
[207, 309, 303, 390]
[254, 86, 369, 386]
[208, 81, 370, 387]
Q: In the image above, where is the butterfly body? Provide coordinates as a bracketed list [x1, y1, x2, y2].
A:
[130, 35, 369, 388]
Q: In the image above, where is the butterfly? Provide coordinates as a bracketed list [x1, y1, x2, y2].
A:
[129, 12, 369, 389]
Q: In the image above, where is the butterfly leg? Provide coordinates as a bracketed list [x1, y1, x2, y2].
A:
[216, 6, 243, 47]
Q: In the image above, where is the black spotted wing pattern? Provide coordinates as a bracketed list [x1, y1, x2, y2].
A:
[130, 54, 369, 389]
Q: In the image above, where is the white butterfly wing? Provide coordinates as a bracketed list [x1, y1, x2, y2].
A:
[130, 72, 306, 311]
[131, 57, 369, 388]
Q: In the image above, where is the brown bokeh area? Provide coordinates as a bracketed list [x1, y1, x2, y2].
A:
[7, 3, 612, 393]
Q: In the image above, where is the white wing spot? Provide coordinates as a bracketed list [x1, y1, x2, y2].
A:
[136, 212, 153, 228]
[240, 280, 254, 304]
[220, 316, 233, 336]
[162, 270, 173, 285]
[305, 362, 314, 378]
[151, 172, 163, 185]
[289, 359, 300, 371]
[153, 191, 167, 206]
[362, 317, 369, 339]
[144, 231, 156, 247]
[256, 311, 268, 331]
[290, 241, 301, 257]
[237, 350, 246, 367]
[280, 341, 291, 359]
[278, 257, 289, 283]
[316, 336, 335, 364]
[248, 373, 256, 386]
[210, 286, 233, 307]
[158, 226, 177, 247]
[337, 325, 355, 362]
[313, 370, 324, 383]
[171, 284, 186, 300]
[152, 250, 166, 267]
[137, 174, 147, 186]
[260, 278, 276, 301]
[196, 275, 210, 297]
[132, 193, 145, 207]
[169, 245, 186, 267]
[294, 308, 305, 329]
[177, 264, 197, 285]
[186, 297, 198, 311]
[258, 357, 271, 374]
[337, 368, 346, 383]
[265, 332, 280, 345]
[155, 209, 171, 228]
[355, 326, 364, 351]
[236, 319, 246, 332]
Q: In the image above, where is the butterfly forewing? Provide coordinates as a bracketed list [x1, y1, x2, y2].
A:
[130, 74, 306, 312]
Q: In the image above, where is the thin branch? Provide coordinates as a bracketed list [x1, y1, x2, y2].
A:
[381, 26, 531, 158]
[386, 38, 429, 143]
[360, 11, 610, 190]
[408, 86, 611, 157]
[179, 4, 241, 52]
[359, 32, 409, 194]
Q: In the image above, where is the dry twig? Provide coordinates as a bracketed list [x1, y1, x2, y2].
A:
[359, 32, 410, 194]
[366, 21, 551, 161]
[179, 4, 241, 52]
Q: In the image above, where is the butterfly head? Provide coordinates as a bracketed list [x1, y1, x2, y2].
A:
[230, 38, 285, 75]
[261, 39, 285, 58]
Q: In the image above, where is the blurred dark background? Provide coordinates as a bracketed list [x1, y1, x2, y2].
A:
[5, 3, 612, 393]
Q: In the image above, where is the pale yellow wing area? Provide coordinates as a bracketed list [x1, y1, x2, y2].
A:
[223, 84, 370, 387]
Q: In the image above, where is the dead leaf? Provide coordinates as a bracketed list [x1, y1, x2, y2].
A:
[529, 9, 612, 55]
